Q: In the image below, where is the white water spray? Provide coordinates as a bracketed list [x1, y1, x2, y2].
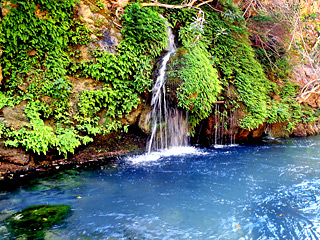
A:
[146, 22, 188, 153]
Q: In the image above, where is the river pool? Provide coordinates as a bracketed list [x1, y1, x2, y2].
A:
[1, 136, 320, 239]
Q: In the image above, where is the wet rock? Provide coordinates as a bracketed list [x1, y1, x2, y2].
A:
[292, 121, 320, 137]
[266, 122, 289, 138]
[251, 123, 267, 138]
[138, 106, 151, 134]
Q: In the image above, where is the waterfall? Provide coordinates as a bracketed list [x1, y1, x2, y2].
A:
[229, 110, 236, 145]
[213, 103, 237, 147]
[214, 103, 219, 146]
[146, 23, 188, 153]
[214, 103, 225, 146]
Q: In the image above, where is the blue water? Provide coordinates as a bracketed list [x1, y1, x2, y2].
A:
[1, 136, 320, 239]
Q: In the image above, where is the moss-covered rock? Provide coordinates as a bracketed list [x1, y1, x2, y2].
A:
[5, 204, 71, 240]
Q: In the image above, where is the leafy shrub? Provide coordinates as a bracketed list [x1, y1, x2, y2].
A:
[121, 3, 167, 56]
[168, 44, 222, 130]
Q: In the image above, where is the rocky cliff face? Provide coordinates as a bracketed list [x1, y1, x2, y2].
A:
[0, 0, 319, 179]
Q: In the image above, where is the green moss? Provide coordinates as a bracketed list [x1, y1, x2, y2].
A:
[5, 204, 71, 239]
[168, 45, 222, 131]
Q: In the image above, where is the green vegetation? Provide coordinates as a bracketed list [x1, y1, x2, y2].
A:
[168, 43, 222, 131]
[200, 5, 273, 130]
[0, 1, 167, 156]
[0, 0, 317, 157]
[5, 204, 71, 239]
[166, 0, 317, 133]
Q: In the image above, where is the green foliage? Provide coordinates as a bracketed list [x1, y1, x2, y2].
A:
[0, 0, 78, 148]
[0, 0, 315, 155]
[0, 92, 16, 109]
[121, 3, 168, 56]
[202, 6, 272, 130]
[254, 47, 292, 81]
[266, 81, 317, 131]
[0, 0, 90, 156]
[95, 0, 105, 10]
[168, 45, 222, 130]
[4, 101, 92, 157]
[267, 101, 291, 124]
[69, 4, 168, 137]
[74, 88, 139, 135]
[55, 126, 93, 156]
[164, 1, 312, 134]
[0, 121, 10, 138]
[281, 82, 300, 99]
[69, 21, 93, 46]
[165, 7, 196, 28]
[0, 0, 168, 156]
[5, 204, 71, 240]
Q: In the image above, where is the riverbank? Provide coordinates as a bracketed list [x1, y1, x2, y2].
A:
[0, 125, 147, 190]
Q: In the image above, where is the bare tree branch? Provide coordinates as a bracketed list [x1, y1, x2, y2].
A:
[141, 0, 213, 10]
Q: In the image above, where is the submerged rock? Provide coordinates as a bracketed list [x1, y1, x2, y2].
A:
[5, 204, 71, 239]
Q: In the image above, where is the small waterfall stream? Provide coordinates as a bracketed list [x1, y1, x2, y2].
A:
[213, 103, 237, 147]
[147, 23, 188, 153]
[229, 110, 236, 145]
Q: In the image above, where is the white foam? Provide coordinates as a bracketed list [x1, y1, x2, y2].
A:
[126, 146, 201, 164]
[212, 144, 239, 149]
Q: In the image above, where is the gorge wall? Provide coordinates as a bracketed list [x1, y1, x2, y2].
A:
[0, 0, 319, 178]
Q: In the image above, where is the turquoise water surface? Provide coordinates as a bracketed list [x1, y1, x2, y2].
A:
[1, 136, 320, 239]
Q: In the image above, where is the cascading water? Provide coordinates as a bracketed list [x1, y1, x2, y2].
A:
[213, 103, 237, 147]
[214, 103, 224, 146]
[229, 110, 236, 145]
[146, 22, 188, 153]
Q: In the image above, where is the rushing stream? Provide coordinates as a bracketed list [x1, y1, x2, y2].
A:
[1, 136, 320, 239]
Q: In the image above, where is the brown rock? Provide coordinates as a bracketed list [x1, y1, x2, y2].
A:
[138, 105, 151, 134]
[2, 101, 29, 129]
[252, 123, 266, 138]
[34, 5, 48, 19]
[78, 2, 94, 24]
[266, 122, 289, 138]
[236, 129, 250, 141]
[292, 123, 307, 137]
[91, 26, 120, 54]
[1, 1, 18, 18]
[79, 46, 91, 61]
[123, 103, 143, 125]
[116, 0, 128, 9]
[27, 50, 38, 56]
[0, 142, 31, 166]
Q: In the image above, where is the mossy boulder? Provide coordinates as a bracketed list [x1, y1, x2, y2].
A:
[5, 204, 71, 239]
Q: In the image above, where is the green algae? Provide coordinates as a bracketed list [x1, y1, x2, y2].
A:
[5, 204, 71, 240]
